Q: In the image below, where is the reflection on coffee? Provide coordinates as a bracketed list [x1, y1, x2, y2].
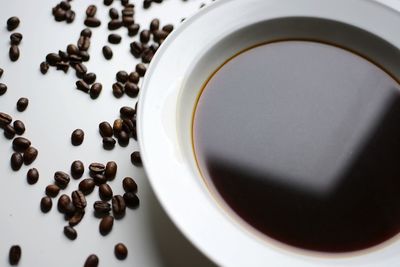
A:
[193, 40, 400, 253]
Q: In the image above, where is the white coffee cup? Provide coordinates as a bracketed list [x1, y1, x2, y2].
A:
[138, 0, 400, 266]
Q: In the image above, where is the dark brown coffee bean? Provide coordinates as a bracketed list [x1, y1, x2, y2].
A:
[112, 82, 124, 98]
[90, 83, 102, 99]
[60, 1, 71, 10]
[83, 72, 96, 84]
[113, 119, 123, 134]
[141, 48, 154, 63]
[120, 107, 135, 119]
[72, 190, 86, 209]
[57, 194, 71, 212]
[0, 68, 3, 78]
[116, 71, 128, 83]
[128, 72, 140, 83]
[108, 19, 123, 30]
[79, 51, 90, 62]
[71, 129, 84, 145]
[16, 97, 29, 112]
[23, 146, 38, 165]
[89, 162, 105, 174]
[114, 243, 128, 260]
[131, 151, 142, 166]
[103, 137, 116, 150]
[4, 124, 15, 139]
[79, 178, 95, 195]
[12, 137, 31, 152]
[122, 119, 135, 134]
[140, 30, 150, 44]
[143, 0, 151, 9]
[40, 62, 49, 74]
[130, 41, 142, 58]
[76, 80, 90, 93]
[11, 152, 23, 171]
[93, 174, 107, 185]
[54, 8, 66, 21]
[122, 16, 134, 26]
[108, 8, 119, 20]
[99, 184, 113, 201]
[153, 29, 169, 43]
[104, 161, 117, 180]
[58, 50, 69, 61]
[69, 210, 85, 226]
[108, 34, 122, 44]
[46, 184, 60, 197]
[64, 202, 76, 218]
[94, 201, 111, 215]
[9, 245, 21, 265]
[122, 7, 134, 16]
[103, 46, 113, 60]
[99, 215, 114, 235]
[128, 24, 140, 37]
[84, 254, 99, 267]
[66, 10, 76, 23]
[150, 19, 160, 32]
[125, 82, 139, 97]
[54, 171, 70, 188]
[56, 62, 69, 73]
[66, 44, 79, 55]
[136, 63, 146, 77]
[71, 160, 84, 179]
[117, 130, 129, 146]
[124, 192, 139, 208]
[9, 45, 20, 62]
[46, 53, 61, 66]
[13, 120, 25, 135]
[0, 112, 12, 128]
[40, 196, 52, 213]
[104, 0, 113, 6]
[99, 121, 113, 137]
[69, 54, 83, 63]
[7, 17, 20, 31]
[10, 33, 23, 45]
[123, 177, 137, 192]
[84, 17, 101, 27]
[64, 226, 77, 240]
[162, 24, 174, 33]
[0, 83, 7, 95]
[80, 28, 92, 38]
[77, 36, 91, 52]
[112, 195, 126, 219]
[86, 5, 97, 17]
[27, 168, 39, 185]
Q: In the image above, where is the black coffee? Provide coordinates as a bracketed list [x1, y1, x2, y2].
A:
[193, 40, 400, 253]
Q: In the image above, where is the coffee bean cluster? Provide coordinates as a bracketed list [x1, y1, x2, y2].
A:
[52, 0, 75, 23]
[7, 17, 22, 62]
[84, 5, 101, 28]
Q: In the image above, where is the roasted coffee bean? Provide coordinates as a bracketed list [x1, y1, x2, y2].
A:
[141, 48, 154, 63]
[76, 80, 90, 93]
[108, 20, 123, 30]
[64, 226, 77, 240]
[60, 1, 71, 10]
[23, 146, 38, 165]
[140, 30, 150, 44]
[143, 0, 151, 9]
[56, 61, 69, 73]
[124, 192, 139, 208]
[104, 0, 113, 5]
[122, 16, 134, 27]
[67, 44, 79, 55]
[113, 119, 123, 134]
[54, 171, 70, 188]
[40, 61, 49, 74]
[64, 203, 76, 218]
[114, 243, 128, 260]
[74, 63, 88, 78]
[130, 41, 142, 58]
[57, 194, 71, 212]
[123, 177, 137, 192]
[40, 196, 52, 213]
[112, 82, 124, 98]
[103, 137, 116, 150]
[79, 51, 90, 62]
[128, 24, 140, 37]
[0, 112, 12, 127]
[46, 53, 61, 66]
[71, 160, 84, 179]
[128, 71, 140, 83]
[93, 174, 107, 185]
[122, 7, 134, 16]
[7, 17, 20, 31]
[16, 97, 29, 112]
[11, 152, 23, 171]
[69, 210, 85, 226]
[162, 24, 174, 33]
[99, 184, 113, 201]
[150, 19, 160, 32]
[66, 10, 76, 23]
[131, 151, 142, 166]
[108, 34, 122, 44]
[59, 50, 69, 61]
[112, 195, 126, 219]
[116, 71, 128, 83]
[122, 119, 135, 134]
[79, 178, 95, 195]
[12, 137, 31, 152]
[13, 120, 25, 135]
[83, 72, 96, 84]
[105, 161, 117, 180]
[86, 5, 97, 17]
[4, 124, 16, 139]
[9, 245, 21, 265]
[99, 121, 113, 137]
[117, 130, 129, 146]
[54, 8, 66, 21]
[84, 17, 101, 27]
[103, 46, 113, 60]
[77, 36, 91, 52]
[72, 190, 87, 209]
[90, 83, 102, 99]
[69, 54, 83, 63]
[0, 83, 7, 95]
[71, 129, 84, 146]
[136, 63, 146, 77]
[46, 184, 60, 197]
[153, 29, 169, 43]
[109, 8, 119, 19]
[9, 45, 20, 62]
[27, 168, 39, 184]
[80, 28, 92, 38]
[0, 68, 3, 78]
[10, 33, 23, 45]
[89, 162, 105, 174]
[94, 201, 111, 215]
[99, 215, 114, 235]
[120, 107, 135, 119]
[125, 82, 139, 97]
[84, 254, 99, 267]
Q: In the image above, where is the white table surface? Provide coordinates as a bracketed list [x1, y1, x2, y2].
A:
[0, 0, 217, 266]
